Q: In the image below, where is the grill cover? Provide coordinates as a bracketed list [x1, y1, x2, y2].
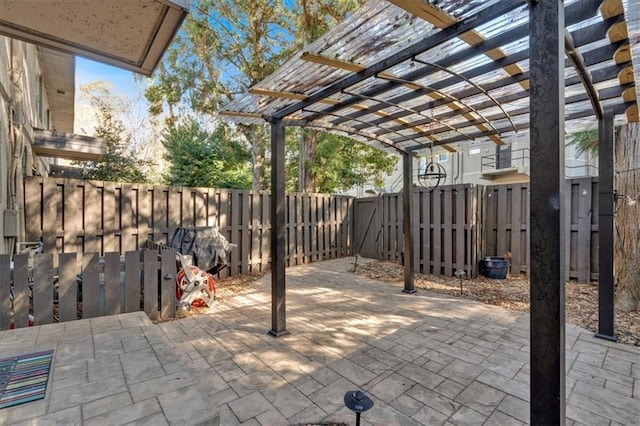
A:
[169, 227, 233, 274]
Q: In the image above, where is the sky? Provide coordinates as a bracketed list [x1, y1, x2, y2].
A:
[74, 57, 150, 135]
[75, 57, 142, 96]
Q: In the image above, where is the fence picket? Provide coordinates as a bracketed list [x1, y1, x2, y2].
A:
[125, 251, 142, 313]
[0, 255, 11, 329]
[32, 253, 54, 325]
[103, 182, 117, 253]
[432, 189, 442, 275]
[160, 249, 176, 320]
[82, 252, 100, 318]
[241, 191, 250, 273]
[455, 186, 465, 273]
[104, 252, 121, 315]
[443, 187, 453, 276]
[84, 181, 101, 254]
[143, 249, 159, 321]
[64, 179, 82, 253]
[13, 254, 30, 328]
[413, 188, 420, 273]
[24, 177, 41, 244]
[43, 179, 58, 254]
[58, 252, 79, 322]
[511, 184, 523, 275]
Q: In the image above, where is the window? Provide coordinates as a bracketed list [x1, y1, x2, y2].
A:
[437, 153, 448, 163]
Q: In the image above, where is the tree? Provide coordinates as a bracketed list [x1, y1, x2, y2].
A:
[145, 0, 294, 190]
[75, 82, 149, 183]
[613, 123, 640, 312]
[294, 0, 366, 192]
[568, 125, 640, 312]
[148, 0, 396, 193]
[567, 128, 598, 156]
[285, 129, 396, 193]
[162, 118, 252, 189]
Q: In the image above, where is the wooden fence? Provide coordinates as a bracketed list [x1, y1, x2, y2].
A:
[483, 183, 530, 277]
[0, 249, 176, 331]
[366, 178, 599, 280]
[483, 178, 599, 280]
[23, 177, 354, 277]
[378, 184, 483, 277]
[23, 177, 600, 283]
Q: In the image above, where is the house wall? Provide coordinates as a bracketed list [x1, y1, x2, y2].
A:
[0, 36, 52, 255]
[343, 131, 598, 197]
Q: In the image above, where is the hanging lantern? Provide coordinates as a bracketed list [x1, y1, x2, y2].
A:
[418, 160, 447, 190]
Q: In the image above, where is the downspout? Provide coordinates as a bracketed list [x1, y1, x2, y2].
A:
[6, 39, 26, 256]
[453, 152, 461, 183]
[8, 38, 23, 212]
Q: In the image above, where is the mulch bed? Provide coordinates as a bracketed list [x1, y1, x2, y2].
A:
[354, 260, 640, 347]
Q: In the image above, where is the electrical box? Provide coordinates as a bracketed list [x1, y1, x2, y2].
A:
[3, 209, 19, 237]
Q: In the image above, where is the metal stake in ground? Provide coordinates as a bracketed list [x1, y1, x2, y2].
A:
[344, 390, 374, 426]
[455, 269, 465, 295]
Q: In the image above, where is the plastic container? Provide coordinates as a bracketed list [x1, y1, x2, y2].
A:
[480, 257, 510, 279]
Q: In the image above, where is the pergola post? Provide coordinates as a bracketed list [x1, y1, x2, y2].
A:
[596, 112, 616, 341]
[529, 0, 566, 424]
[269, 119, 289, 337]
[402, 152, 416, 294]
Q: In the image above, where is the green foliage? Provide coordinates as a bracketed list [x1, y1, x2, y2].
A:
[146, 0, 294, 117]
[162, 119, 252, 189]
[147, 0, 396, 193]
[295, 0, 366, 43]
[567, 129, 598, 157]
[76, 83, 149, 183]
[285, 130, 397, 193]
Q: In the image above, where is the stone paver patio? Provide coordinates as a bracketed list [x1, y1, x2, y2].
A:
[0, 257, 638, 425]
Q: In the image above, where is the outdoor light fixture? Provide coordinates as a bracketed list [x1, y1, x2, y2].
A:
[343, 390, 374, 426]
[418, 160, 447, 190]
[418, 142, 447, 190]
[455, 269, 466, 295]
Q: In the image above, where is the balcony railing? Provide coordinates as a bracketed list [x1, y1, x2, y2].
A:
[481, 148, 530, 174]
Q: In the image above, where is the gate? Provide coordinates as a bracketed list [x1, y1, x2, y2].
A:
[353, 197, 382, 259]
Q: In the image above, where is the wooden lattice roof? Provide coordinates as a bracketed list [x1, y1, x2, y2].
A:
[221, 0, 639, 154]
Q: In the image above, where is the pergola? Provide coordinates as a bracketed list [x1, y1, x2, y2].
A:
[221, 0, 640, 423]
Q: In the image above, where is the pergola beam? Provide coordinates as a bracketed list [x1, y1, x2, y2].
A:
[379, 83, 631, 144]
[272, 0, 525, 120]
[402, 102, 633, 149]
[342, 35, 624, 129]
[307, 0, 602, 123]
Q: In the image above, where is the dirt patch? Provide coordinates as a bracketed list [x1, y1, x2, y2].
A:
[354, 260, 640, 347]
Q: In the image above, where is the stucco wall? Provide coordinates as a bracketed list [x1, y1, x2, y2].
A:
[0, 36, 52, 255]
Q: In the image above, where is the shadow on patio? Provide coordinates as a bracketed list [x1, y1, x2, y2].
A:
[0, 257, 637, 425]
[157, 257, 639, 425]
